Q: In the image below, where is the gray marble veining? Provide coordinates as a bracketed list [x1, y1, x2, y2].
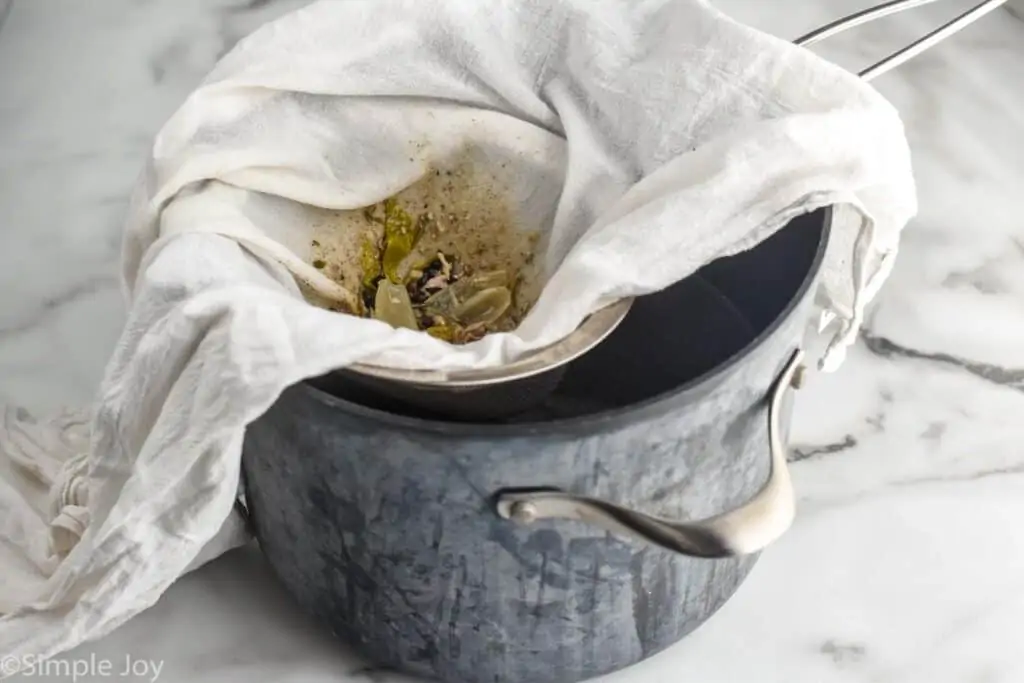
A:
[0, 1, 13, 35]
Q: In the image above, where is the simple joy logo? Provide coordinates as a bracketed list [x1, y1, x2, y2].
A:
[1, 654, 164, 681]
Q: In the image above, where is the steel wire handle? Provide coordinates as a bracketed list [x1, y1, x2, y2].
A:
[795, 0, 1009, 81]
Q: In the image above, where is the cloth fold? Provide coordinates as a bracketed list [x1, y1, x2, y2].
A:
[0, 0, 915, 671]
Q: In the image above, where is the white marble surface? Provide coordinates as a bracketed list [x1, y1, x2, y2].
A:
[2, 0, 1024, 681]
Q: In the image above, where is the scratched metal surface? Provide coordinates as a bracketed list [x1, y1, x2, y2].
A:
[241, 212, 828, 683]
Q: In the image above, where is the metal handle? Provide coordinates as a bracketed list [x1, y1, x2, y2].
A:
[794, 0, 1008, 81]
[495, 349, 807, 559]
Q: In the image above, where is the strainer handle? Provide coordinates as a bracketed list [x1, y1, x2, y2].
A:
[494, 349, 806, 559]
[794, 0, 1008, 81]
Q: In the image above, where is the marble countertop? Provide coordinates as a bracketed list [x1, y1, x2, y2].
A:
[2, 0, 1023, 681]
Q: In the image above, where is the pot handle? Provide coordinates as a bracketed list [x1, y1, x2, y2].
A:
[794, 0, 1008, 82]
[495, 349, 807, 559]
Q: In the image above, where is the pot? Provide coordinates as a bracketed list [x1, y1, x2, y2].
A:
[241, 206, 831, 683]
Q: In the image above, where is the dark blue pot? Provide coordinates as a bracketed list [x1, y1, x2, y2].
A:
[241, 207, 831, 683]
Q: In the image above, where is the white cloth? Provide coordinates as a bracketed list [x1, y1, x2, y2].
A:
[0, 0, 916, 671]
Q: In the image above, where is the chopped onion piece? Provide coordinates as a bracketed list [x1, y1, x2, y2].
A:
[373, 281, 418, 330]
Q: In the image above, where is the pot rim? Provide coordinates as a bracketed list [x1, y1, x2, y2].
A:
[296, 206, 833, 437]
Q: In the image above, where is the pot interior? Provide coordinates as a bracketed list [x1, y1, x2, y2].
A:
[309, 207, 829, 422]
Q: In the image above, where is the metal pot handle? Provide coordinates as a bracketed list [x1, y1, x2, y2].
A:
[495, 349, 807, 559]
[793, 0, 1007, 82]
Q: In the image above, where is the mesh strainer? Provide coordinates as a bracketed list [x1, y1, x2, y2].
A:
[333, 0, 1006, 419]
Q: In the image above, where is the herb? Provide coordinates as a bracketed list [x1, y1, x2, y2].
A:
[359, 235, 382, 288]
[381, 198, 419, 283]
[451, 287, 511, 326]
[425, 319, 457, 342]
[421, 270, 508, 320]
[341, 196, 523, 343]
